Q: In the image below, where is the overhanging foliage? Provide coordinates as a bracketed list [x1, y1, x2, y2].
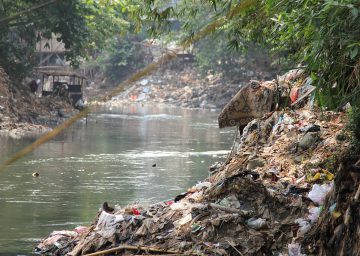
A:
[127, 0, 360, 109]
[0, 0, 127, 82]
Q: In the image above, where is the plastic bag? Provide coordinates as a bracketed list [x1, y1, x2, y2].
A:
[246, 217, 267, 230]
[288, 243, 302, 256]
[194, 181, 212, 190]
[308, 182, 333, 205]
[295, 218, 311, 236]
[308, 207, 322, 223]
[95, 211, 124, 238]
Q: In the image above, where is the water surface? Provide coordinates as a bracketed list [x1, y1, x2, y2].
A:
[0, 104, 233, 255]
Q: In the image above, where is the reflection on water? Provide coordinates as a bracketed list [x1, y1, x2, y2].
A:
[0, 104, 233, 254]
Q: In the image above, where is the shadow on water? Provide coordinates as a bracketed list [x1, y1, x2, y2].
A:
[0, 103, 233, 254]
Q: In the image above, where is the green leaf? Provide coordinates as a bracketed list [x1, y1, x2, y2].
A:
[350, 47, 358, 60]
[351, 7, 358, 20]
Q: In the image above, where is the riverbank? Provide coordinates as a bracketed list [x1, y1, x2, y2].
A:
[90, 57, 276, 110]
[0, 67, 76, 138]
[1, 55, 274, 138]
[36, 96, 355, 255]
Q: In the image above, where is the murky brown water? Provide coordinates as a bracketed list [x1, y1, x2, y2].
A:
[0, 104, 233, 255]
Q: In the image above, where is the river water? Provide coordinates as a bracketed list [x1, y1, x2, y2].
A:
[0, 104, 233, 255]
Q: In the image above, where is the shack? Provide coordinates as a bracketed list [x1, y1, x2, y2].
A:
[39, 70, 86, 108]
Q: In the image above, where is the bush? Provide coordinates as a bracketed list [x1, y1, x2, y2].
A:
[263, 0, 360, 109]
[193, 33, 277, 80]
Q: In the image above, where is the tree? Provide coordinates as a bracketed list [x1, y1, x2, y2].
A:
[123, 0, 360, 153]
[0, 0, 127, 82]
[86, 33, 151, 86]
[127, 0, 360, 109]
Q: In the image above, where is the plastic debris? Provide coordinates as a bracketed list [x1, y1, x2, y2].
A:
[193, 181, 212, 190]
[139, 79, 149, 86]
[329, 203, 337, 213]
[290, 87, 299, 103]
[329, 203, 341, 219]
[173, 213, 192, 229]
[286, 185, 310, 195]
[219, 194, 241, 208]
[307, 169, 334, 182]
[299, 124, 320, 133]
[166, 200, 174, 205]
[191, 223, 204, 233]
[308, 183, 333, 205]
[308, 207, 322, 223]
[132, 208, 141, 215]
[170, 202, 189, 211]
[95, 211, 124, 238]
[245, 217, 267, 230]
[36, 230, 78, 252]
[295, 218, 311, 236]
[74, 226, 88, 234]
[298, 132, 320, 150]
[174, 192, 188, 202]
[209, 161, 222, 173]
[288, 243, 303, 256]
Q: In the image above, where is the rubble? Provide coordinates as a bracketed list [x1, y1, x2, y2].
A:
[36, 69, 356, 255]
[302, 157, 360, 255]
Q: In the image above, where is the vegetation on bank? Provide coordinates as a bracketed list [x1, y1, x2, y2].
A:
[0, 0, 127, 82]
[84, 33, 152, 86]
[126, 0, 360, 151]
[129, 0, 360, 107]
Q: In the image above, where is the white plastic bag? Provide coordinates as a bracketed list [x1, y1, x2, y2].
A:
[246, 217, 267, 230]
[308, 207, 322, 223]
[95, 211, 124, 238]
[308, 182, 333, 205]
[295, 218, 311, 236]
[288, 243, 302, 256]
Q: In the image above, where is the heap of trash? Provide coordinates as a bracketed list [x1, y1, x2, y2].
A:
[94, 57, 276, 110]
[0, 67, 75, 138]
[36, 70, 359, 255]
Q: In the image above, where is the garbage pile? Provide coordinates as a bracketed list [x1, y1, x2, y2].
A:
[302, 156, 360, 256]
[0, 67, 75, 138]
[0, 67, 12, 113]
[98, 57, 275, 110]
[36, 71, 353, 255]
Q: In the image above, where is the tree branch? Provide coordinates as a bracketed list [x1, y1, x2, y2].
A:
[0, 0, 61, 26]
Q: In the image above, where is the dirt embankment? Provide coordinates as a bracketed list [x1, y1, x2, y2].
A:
[0, 67, 75, 138]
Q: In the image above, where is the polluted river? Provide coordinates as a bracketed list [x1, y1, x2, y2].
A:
[0, 104, 233, 255]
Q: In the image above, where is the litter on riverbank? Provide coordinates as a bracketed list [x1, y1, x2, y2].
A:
[36, 70, 357, 255]
[0, 67, 77, 138]
[91, 57, 275, 110]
